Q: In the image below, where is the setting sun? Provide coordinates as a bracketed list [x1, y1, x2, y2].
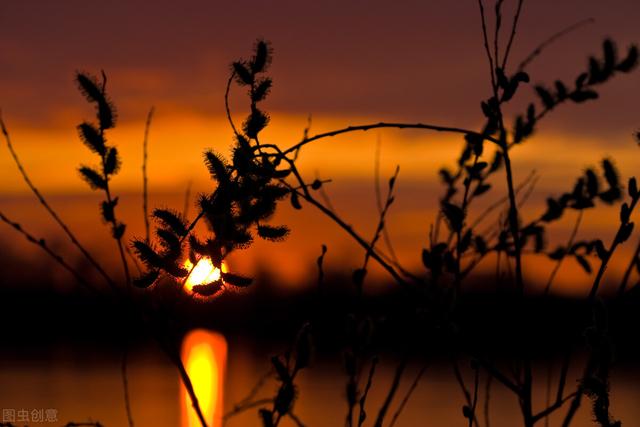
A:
[183, 257, 228, 292]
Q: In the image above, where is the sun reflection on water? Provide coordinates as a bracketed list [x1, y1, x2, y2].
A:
[181, 329, 227, 427]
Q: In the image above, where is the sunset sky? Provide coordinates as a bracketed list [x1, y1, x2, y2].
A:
[1, 0, 639, 293]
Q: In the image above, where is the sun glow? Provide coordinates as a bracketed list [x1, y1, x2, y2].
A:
[181, 329, 227, 427]
[183, 257, 227, 292]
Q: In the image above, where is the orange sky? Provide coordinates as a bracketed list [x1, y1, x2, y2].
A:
[1, 0, 639, 295]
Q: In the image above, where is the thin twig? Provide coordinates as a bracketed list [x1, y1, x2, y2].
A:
[533, 391, 578, 423]
[618, 235, 640, 298]
[373, 355, 408, 427]
[556, 349, 571, 407]
[388, 363, 428, 427]
[183, 180, 193, 219]
[121, 344, 135, 427]
[517, 18, 595, 72]
[469, 170, 537, 231]
[494, 0, 505, 68]
[283, 122, 499, 155]
[477, 0, 497, 91]
[589, 193, 640, 301]
[544, 359, 553, 427]
[501, 0, 525, 70]
[484, 373, 493, 427]
[316, 173, 337, 213]
[142, 107, 154, 243]
[358, 166, 401, 295]
[561, 379, 588, 426]
[223, 398, 274, 423]
[374, 136, 401, 268]
[226, 369, 274, 417]
[317, 244, 328, 288]
[225, 72, 241, 137]
[469, 365, 480, 427]
[357, 357, 379, 427]
[452, 359, 479, 427]
[544, 210, 584, 295]
[164, 340, 210, 427]
[288, 412, 307, 427]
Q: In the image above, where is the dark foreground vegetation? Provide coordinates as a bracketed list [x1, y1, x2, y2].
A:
[2, 1, 640, 426]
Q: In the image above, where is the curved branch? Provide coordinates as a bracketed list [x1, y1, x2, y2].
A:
[224, 71, 241, 138]
[283, 122, 498, 155]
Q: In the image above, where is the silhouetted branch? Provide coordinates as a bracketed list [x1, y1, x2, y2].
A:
[356, 166, 400, 295]
[288, 412, 306, 427]
[224, 369, 274, 422]
[373, 355, 408, 427]
[225, 71, 241, 137]
[617, 235, 640, 297]
[357, 357, 378, 427]
[453, 359, 479, 427]
[469, 363, 480, 427]
[484, 373, 493, 427]
[121, 344, 135, 427]
[477, 0, 497, 90]
[544, 210, 584, 294]
[388, 363, 428, 427]
[183, 180, 193, 218]
[469, 170, 537, 231]
[589, 189, 640, 300]
[283, 122, 500, 156]
[493, 0, 505, 70]
[501, 0, 525, 69]
[167, 343, 209, 427]
[223, 398, 273, 423]
[517, 18, 595, 72]
[142, 107, 154, 243]
[374, 136, 401, 269]
[533, 391, 578, 422]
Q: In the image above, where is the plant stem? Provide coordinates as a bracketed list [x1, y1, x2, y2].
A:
[142, 107, 154, 243]
[357, 357, 378, 427]
[452, 359, 479, 427]
[121, 344, 135, 427]
[544, 210, 583, 295]
[373, 355, 408, 427]
[159, 339, 209, 427]
[589, 194, 640, 301]
[283, 122, 499, 155]
[484, 373, 493, 427]
[516, 18, 594, 72]
[617, 236, 640, 297]
[103, 168, 132, 288]
[388, 363, 428, 427]
[501, 0, 525, 69]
